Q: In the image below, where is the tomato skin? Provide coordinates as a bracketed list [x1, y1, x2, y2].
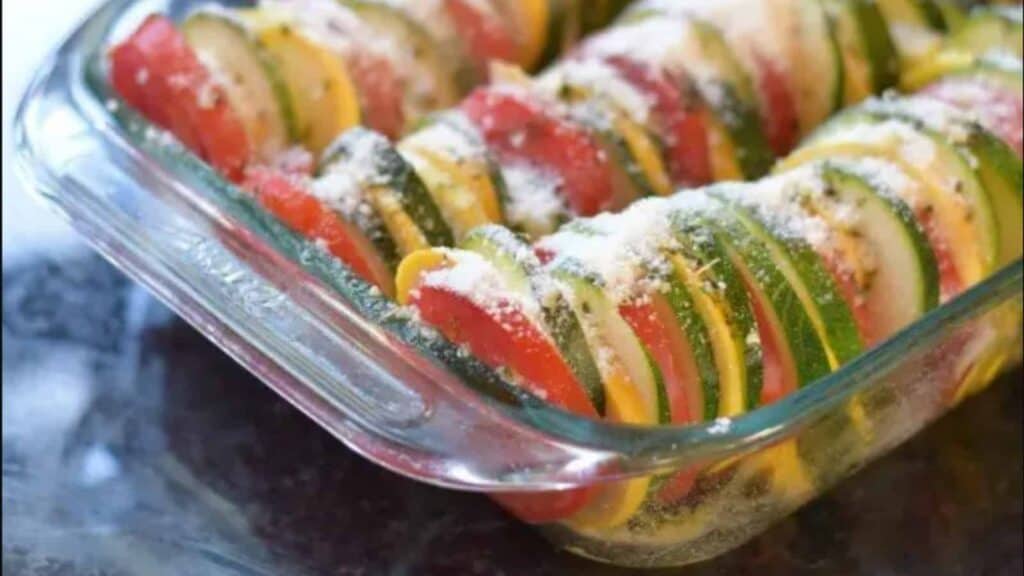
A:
[753, 52, 799, 157]
[603, 56, 713, 187]
[820, 253, 874, 345]
[445, 0, 519, 78]
[491, 489, 595, 524]
[917, 209, 963, 302]
[619, 296, 707, 506]
[410, 283, 598, 522]
[934, 245, 962, 303]
[109, 15, 250, 181]
[922, 80, 1024, 158]
[241, 167, 393, 295]
[345, 51, 405, 140]
[618, 299, 696, 425]
[748, 285, 793, 407]
[412, 285, 598, 416]
[461, 86, 616, 216]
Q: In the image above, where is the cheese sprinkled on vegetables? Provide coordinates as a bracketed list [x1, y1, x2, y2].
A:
[501, 162, 568, 238]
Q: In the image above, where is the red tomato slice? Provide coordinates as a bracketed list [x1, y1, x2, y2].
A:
[917, 209, 963, 301]
[412, 285, 598, 416]
[445, 0, 519, 78]
[533, 245, 556, 265]
[922, 79, 1024, 158]
[109, 15, 250, 181]
[618, 296, 699, 425]
[491, 489, 595, 525]
[461, 86, 616, 215]
[753, 52, 799, 157]
[819, 252, 874, 345]
[745, 279, 797, 406]
[410, 283, 598, 522]
[242, 167, 394, 296]
[655, 467, 700, 504]
[345, 50, 405, 140]
[603, 56, 713, 187]
[619, 294, 710, 506]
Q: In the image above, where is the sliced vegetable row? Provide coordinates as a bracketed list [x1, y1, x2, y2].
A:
[393, 6, 1023, 528]
[244, 1, 1014, 301]
[109, 0, 633, 176]
[110, 1, 995, 277]
[227, 0, 952, 298]
[108, 0, 1021, 529]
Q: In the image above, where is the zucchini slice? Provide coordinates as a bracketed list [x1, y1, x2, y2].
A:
[683, 17, 775, 179]
[689, 191, 833, 393]
[780, 107, 1000, 290]
[902, 49, 1024, 93]
[551, 260, 671, 426]
[948, 5, 1023, 58]
[460, 225, 606, 413]
[863, 97, 1022, 268]
[669, 198, 764, 413]
[339, 0, 461, 125]
[646, 265, 721, 422]
[875, 0, 947, 62]
[818, 160, 940, 339]
[764, 162, 940, 344]
[182, 8, 295, 157]
[538, 60, 673, 196]
[404, 112, 508, 223]
[823, 0, 900, 104]
[399, 146, 494, 242]
[710, 184, 864, 369]
[237, 7, 361, 154]
[318, 128, 454, 266]
[784, 0, 846, 134]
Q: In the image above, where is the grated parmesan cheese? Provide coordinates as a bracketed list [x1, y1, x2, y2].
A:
[419, 249, 547, 329]
[537, 197, 681, 304]
[403, 112, 489, 162]
[310, 131, 394, 229]
[581, 15, 690, 76]
[865, 95, 975, 144]
[536, 59, 653, 124]
[501, 162, 568, 238]
[729, 173, 835, 249]
[262, 0, 438, 118]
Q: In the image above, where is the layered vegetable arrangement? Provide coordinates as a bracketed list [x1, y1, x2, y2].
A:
[394, 2, 1023, 526]
[109, 0, 632, 179]
[108, 0, 1023, 532]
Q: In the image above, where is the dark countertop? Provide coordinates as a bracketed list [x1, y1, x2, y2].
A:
[3, 247, 1022, 576]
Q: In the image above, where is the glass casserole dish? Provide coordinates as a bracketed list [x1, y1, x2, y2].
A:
[13, 0, 1023, 568]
